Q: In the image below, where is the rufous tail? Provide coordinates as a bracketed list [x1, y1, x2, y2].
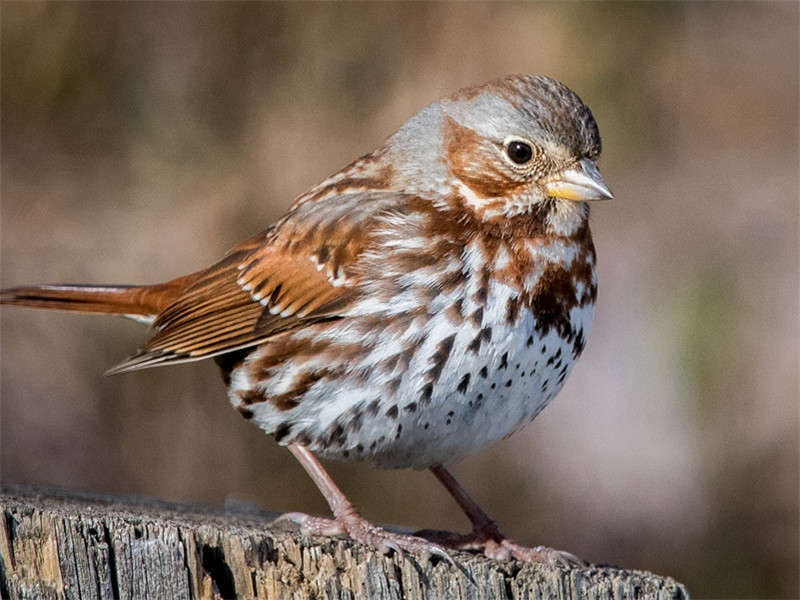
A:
[0, 276, 194, 320]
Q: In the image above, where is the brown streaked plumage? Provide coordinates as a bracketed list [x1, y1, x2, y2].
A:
[1, 74, 612, 563]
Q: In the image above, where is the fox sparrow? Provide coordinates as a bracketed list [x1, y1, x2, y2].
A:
[1, 74, 612, 563]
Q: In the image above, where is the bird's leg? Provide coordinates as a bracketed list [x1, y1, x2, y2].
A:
[424, 464, 585, 566]
[273, 443, 451, 561]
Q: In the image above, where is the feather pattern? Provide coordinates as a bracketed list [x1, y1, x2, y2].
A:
[109, 185, 411, 373]
[0, 74, 614, 561]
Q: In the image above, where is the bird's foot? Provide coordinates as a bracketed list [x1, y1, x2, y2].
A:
[415, 523, 585, 566]
[483, 538, 586, 566]
[274, 511, 452, 563]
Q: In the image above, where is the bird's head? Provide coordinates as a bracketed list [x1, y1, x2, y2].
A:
[391, 74, 612, 234]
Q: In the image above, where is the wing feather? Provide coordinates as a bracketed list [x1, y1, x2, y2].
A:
[110, 190, 412, 373]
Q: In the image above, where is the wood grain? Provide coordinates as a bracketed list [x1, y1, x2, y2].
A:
[0, 485, 689, 599]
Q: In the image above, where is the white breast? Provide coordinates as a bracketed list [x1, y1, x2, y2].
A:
[226, 236, 595, 470]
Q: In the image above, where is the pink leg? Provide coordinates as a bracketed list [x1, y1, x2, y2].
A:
[274, 444, 451, 561]
[427, 465, 585, 565]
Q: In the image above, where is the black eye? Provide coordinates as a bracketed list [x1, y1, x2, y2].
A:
[506, 140, 533, 165]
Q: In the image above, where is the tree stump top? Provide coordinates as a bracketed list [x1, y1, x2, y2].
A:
[0, 484, 689, 599]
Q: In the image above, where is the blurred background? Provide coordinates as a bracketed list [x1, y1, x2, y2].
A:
[1, 3, 797, 597]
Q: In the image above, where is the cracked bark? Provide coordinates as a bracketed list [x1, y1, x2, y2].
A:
[0, 484, 689, 600]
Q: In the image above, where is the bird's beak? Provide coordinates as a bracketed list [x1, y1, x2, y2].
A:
[544, 158, 613, 201]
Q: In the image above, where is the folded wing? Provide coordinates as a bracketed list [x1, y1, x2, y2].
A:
[110, 191, 409, 373]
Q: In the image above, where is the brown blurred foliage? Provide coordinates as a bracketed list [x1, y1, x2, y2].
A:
[1, 3, 797, 598]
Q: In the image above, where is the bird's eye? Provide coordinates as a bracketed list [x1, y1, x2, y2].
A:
[506, 140, 533, 165]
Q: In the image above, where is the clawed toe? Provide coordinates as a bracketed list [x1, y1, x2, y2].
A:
[489, 539, 587, 567]
[274, 449, 579, 567]
[341, 516, 453, 563]
[272, 511, 347, 536]
[272, 511, 452, 564]
[419, 526, 586, 566]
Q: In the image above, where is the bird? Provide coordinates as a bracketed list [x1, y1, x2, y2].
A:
[1, 74, 612, 564]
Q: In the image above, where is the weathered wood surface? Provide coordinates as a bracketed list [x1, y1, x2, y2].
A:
[0, 484, 688, 600]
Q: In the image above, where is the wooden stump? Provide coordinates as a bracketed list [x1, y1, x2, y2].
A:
[0, 484, 688, 599]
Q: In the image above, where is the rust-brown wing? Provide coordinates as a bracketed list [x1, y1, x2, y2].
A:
[109, 191, 408, 373]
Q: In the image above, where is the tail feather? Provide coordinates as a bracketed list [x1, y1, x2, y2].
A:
[0, 277, 193, 320]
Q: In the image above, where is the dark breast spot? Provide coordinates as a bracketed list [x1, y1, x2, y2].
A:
[274, 423, 292, 443]
[470, 307, 484, 327]
[505, 296, 520, 324]
[445, 298, 465, 324]
[385, 375, 403, 394]
[572, 328, 586, 358]
[557, 363, 570, 385]
[529, 264, 582, 336]
[326, 423, 346, 447]
[269, 392, 300, 412]
[237, 390, 263, 406]
[419, 382, 434, 404]
[467, 327, 492, 354]
[427, 334, 456, 384]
